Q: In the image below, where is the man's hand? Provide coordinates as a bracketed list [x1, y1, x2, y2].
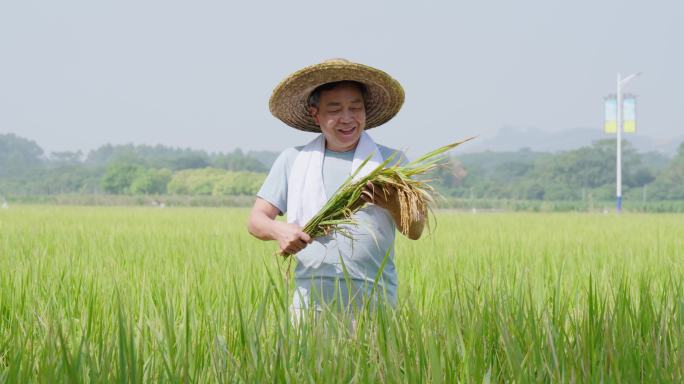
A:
[274, 222, 312, 256]
[360, 181, 399, 212]
[247, 197, 313, 256]
[360, 181, 426, 240]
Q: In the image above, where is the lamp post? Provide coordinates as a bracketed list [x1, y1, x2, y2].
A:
[615, 72, 641, 213]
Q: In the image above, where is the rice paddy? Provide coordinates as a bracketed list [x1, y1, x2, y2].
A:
[1, 206, 684, 382]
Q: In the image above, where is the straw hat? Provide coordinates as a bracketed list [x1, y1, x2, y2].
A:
[269, 59, 405, 132]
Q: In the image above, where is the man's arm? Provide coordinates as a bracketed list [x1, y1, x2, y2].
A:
[247, 197, 312, 255]
[361, 181, 426, 240]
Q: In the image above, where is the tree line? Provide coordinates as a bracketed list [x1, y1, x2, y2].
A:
[1, 133, 683, 202]
[0, 134, 268, 197]
[430, 140, 683, 202]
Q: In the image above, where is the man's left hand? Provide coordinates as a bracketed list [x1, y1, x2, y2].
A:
[360, 181, 399, 212]
[360, 181, 426, 240]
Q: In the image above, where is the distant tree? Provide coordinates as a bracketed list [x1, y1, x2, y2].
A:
[166, 168, 265, 196]
[628, 168, 655, 188]
[129, 169, 172, 195]
[212, 172, 266, 196]
[458, 149, 549, 176]
[542, 183, 581, 201]
[534, 140, 641, 198]
[518, 180, 546, 200]
[212, 149, 267, 172]
[85, 143, 210, 170]
[101, 162, 143, 194]
[0, 166, 101, 195]
[167, 168, 227, 195]
[0, 133, 44, 176]
[84, 144, 117, 166]
[49, 151, 83, 166]
[492, 161, 533, 183]
[247, 150, 280, 169]
[82, 143, 271, 172]
[640, 151, 671, 173]
[41, 166, 102, 194]
[170, 154, 210, 170]
[649, 143, 684, 200]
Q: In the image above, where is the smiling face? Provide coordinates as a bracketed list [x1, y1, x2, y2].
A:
[308, 82, 366, 152]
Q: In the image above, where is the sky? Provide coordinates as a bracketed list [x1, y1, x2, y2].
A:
[1, 0, 682, 157]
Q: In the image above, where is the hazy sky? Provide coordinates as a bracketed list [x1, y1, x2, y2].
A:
[1, 0, 682, 156]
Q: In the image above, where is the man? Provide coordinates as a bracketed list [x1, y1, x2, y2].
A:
[247, 59, 425, 315]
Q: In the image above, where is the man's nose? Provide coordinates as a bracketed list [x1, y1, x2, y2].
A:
[340, 109, 354, 122]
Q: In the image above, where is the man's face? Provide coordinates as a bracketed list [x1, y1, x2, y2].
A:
[309, 83, 366, 152]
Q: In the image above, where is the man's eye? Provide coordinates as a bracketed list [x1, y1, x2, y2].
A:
[350, 107, 362, 112]
[327, 109, 341, 113]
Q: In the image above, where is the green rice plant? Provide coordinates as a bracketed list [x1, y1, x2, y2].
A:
[2, 206, 684, 382]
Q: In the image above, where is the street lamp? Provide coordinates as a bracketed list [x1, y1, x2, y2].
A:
[615, 72, 641, 213]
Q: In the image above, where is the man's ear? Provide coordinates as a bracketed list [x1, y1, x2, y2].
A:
[308, 106, 320, 125]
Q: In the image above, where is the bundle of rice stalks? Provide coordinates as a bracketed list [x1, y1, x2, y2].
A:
[299, 137, 474, 245]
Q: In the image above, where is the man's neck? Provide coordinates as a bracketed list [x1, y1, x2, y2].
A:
[325, 139, 360, 153]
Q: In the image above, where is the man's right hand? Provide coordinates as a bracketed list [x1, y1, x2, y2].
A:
[247, 197, 313, 257]
[275, 222, 312, 256]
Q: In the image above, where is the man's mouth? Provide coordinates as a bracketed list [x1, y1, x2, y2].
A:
[338, 126, 356, 136]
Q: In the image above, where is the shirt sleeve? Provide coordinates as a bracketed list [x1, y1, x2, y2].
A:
[256, 148, 295, 215]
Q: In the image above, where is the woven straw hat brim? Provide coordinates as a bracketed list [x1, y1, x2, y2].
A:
[269, 60, 405, 132]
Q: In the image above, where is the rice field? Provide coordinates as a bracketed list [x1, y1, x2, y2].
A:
[1, 206, 684, 382]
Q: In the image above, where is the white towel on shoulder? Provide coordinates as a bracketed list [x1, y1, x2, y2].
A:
[286, 131, 384, 227]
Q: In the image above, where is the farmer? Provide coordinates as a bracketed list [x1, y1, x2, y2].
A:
[247, 59, 425, 316]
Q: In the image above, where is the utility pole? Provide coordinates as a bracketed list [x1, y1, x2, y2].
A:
[614, 72, 641, 213]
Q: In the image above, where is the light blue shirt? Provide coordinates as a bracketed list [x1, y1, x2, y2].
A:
[257, 144, 407, 310]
